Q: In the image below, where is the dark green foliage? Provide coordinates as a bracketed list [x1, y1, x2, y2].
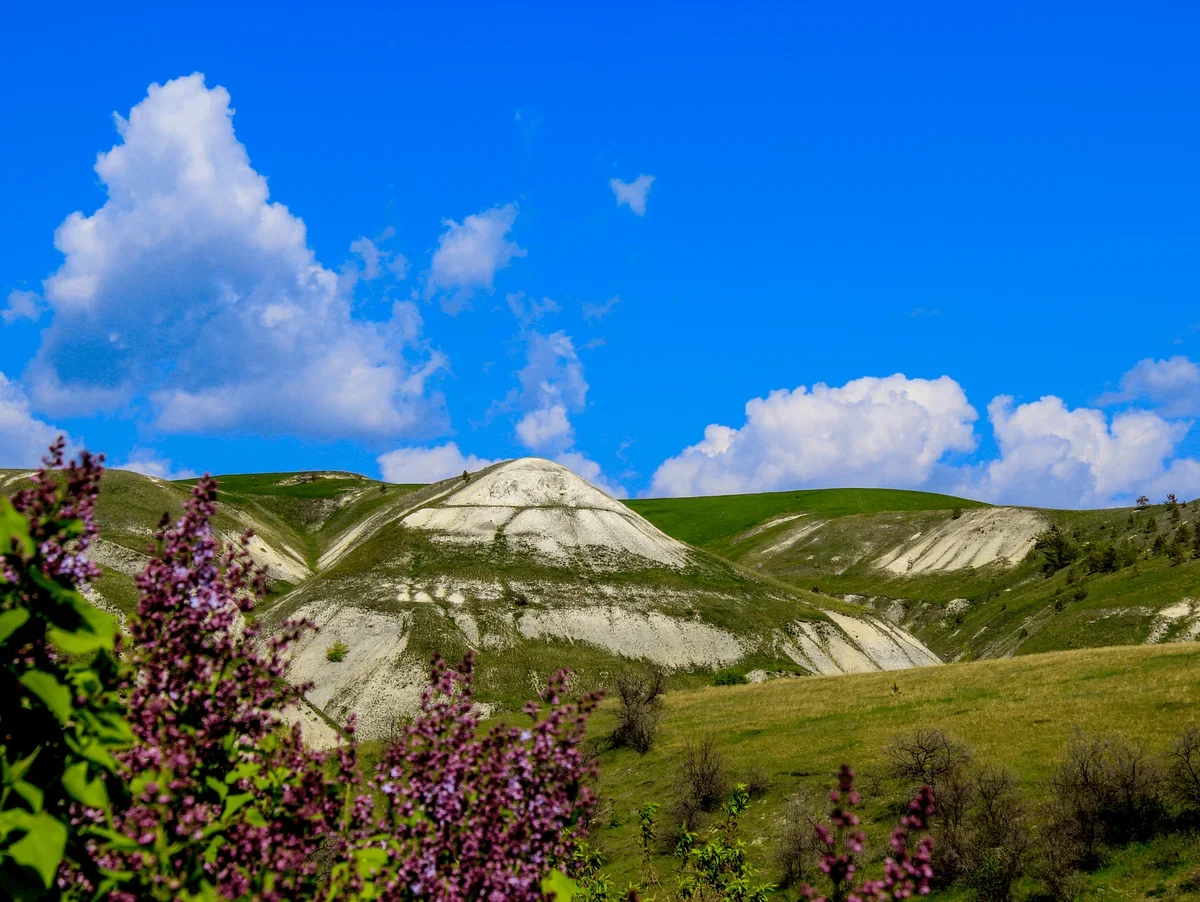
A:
[1033, 525, 1080, 576]
[0, 466, 130, 898]
[713, 668, 748, 686]
[1152, 534, 1168, 556]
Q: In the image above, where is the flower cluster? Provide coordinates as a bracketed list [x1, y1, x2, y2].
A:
[803, 765, 935, 902]
[331, 652, 601, 901]
[5, 445, 604, 899]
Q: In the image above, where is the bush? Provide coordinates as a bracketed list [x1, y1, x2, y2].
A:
[885, 727, 973, 795]
[676, 734, 729, 822]
[774, 792, 821, 888]
[0, 441, 129, 897]
[609, 667, 665, 754]
[713, 668, 747, 686]
[742, 763, 773, 798]
[1167, 725, 1200, 808]
[1033, 524, 1080, 575]
[961, 766, 1030, 902]
[326, 640, 349, 662]
[1044, 730, 1165, 872]
[5, 442, 602, 901]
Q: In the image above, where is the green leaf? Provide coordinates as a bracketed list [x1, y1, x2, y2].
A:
[7, 811, 67, 889]
[19, 670, 73, 722]
[10, 780, 44, 813]
[242, 807, 267, 828]
[62, 761, 110, 809]
[354, 846, 388, 878]
[205, 776, 228, 801]
[0, 497, 34, 559]
[221, 792, 254, 820]
[541, 869, 580, 901]
[0, 608, 30, 644]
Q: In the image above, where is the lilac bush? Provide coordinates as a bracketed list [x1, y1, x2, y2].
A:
[1, 440, 128, 898]
[327, 653, 601, 901]
[802, 766, 935, 902]
[2, 446, 602, 900]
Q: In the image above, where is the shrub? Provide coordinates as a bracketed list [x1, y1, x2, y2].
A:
[6, 443, 602, 901]
[676, 734, 729, 821]
[799, 765, 935, 902]
[713, 668, 747, 686]
[1033, 524, 1080, 575]
[0, 441, 129, 897]
[1044, 730, 1165, 873]
[326, 639, 349, 662]
[961, 766, 1029, 902]
[774, 792, 821, 887]
[742, 763, 773, 798]
[610, 667, 665, 754]
[885, 727, 973, 795]
[1167, 725, 1200, 808]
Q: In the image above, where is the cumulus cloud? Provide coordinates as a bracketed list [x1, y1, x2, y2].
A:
[2, 290, 43, 325]
[24, 73, 443, 440]
[506, 291, 560, 328]
[426, 204, 525, 312]
[377, 442, 498, 483]
[610, 175, 654, 216]
[649, 375, 978, 497]
[1098, 355, 1200, 416]
[554, 451, 628, 498]
[966, 395, 1191, 507]
[117, 449, 197, 481]
[509, 331, 587, 453]
[0, 370, 68, 468]
[516, 404, 573, 451]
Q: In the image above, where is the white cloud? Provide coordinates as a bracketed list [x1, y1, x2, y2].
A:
[506, 291, 560, 327]
[377, 442, 498, 484]
[24, 73, 442, 440]
[610, 175, 654, 216]
[2, 290, 43, 325]
[554, 451, 628, 498]
[516, 404, 573, 452]
[507, 330, 588, 453]
[581, 295, 620, 324]
[1098, 355, 1200, 416]
[349, 230, 409, 282]
[117, 450, 197, 481]
[426, 204, 525, 312]
[966, 395, 1191, 507]
[0, 370, 68, 468]
[649, 374, 978, 497]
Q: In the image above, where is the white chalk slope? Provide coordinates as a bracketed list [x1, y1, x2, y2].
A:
[401, 457, 689, 567]
[271, 458, 941, 743]
[875, 508, 1047, 575]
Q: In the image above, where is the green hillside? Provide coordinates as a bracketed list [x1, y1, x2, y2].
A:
[582, 643, 1200, 899]
[626, 487, 987, 548]
[630, 488, 1200, 664]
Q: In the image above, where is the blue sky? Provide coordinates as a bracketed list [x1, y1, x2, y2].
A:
[3, 2, 1200, 506]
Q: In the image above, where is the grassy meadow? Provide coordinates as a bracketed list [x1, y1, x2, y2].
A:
[581, 643, 1200, 898]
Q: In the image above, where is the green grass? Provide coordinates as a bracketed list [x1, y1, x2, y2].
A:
[583, 643, 1200, 896]
[626, 487, 987, 548]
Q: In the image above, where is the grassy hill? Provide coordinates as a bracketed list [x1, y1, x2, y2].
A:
[626, 487, 988, 549]
[631, 488, 1200, 664]
[582, 643, 1200, 899]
